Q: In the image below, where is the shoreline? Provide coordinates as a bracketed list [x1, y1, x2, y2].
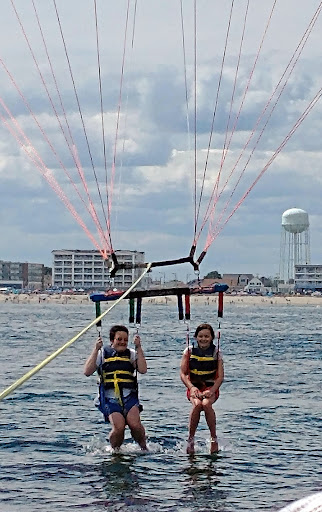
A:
[0, 293, 321, 307]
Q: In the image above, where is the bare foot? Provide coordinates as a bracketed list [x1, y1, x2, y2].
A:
[186, 437, 195, 454]
[210, 436, 218, 454]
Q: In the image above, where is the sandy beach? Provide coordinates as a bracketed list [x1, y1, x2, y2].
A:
[0, 292, 321, 307]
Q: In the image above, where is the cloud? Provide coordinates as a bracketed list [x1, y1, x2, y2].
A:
[0, 1, 322, 280]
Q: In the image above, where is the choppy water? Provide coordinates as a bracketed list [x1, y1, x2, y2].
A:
[0, 299, 321, 512]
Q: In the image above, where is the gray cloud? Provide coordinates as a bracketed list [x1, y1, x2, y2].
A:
[1, 1, 322, 279]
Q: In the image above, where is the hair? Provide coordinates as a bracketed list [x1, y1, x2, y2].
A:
[194, 323, 215, 340]
[109, 324, 129, 342]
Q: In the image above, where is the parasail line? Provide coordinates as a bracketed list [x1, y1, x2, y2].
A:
[0, 101, 108, 256]
[112, 1, 139, 246]
[213, 0, 279, 182]
[0, 264, 152, 402]
[194, 0, 235, 236]
[131, 0, 138, 49]
[11, 0, 109, 251]
[0, 53, 111, 252]
[31, 0, 74, 150]
[30, 0, 108, 247]
[194, 0, 279, 245]
[93, 0, 112, 251]
[71, 144, 110, 251]
[108, 0, 132, 229]
[204, 1, 322, 247]
[206, 86, 322, 249]
[193, 0, 198, 241]
[210, 0, 250, 218]
[196, 0, 321, 249]
[52, 0, 112, 249]
[10, 0, 73, 153]
[180, 0, 193, 212]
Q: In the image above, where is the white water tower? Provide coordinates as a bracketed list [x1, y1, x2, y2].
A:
[279, 208, 310, 283]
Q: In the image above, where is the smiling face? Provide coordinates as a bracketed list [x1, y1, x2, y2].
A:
[195, 328, 213, 351]
[111, 330, 129, 352]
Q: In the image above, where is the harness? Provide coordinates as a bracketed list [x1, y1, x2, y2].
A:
[98, 347, 137, 406]
[189, 344, 219, 389]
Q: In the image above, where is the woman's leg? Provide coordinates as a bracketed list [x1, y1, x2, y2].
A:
[109, 412, 126, 449]
[202, 398, 218, 453]
[126, 406, 147, 450]
[187, 399, 203, 453]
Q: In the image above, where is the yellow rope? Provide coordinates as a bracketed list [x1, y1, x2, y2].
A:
[0, 263, 152, 401]
[113, 373, 122, 406]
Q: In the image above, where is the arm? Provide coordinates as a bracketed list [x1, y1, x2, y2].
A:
[212, 358, 224, 393]
[84, 336, 103, 376]
[180, 350, 201, 398]
[203, 357, 224, 399]
[133, 334, 147, 374]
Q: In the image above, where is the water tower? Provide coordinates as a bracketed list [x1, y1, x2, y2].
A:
[279, 208, 310, 283]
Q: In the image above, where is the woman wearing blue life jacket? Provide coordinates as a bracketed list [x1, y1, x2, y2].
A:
[84, 324, 148, 451]
[180, 323, 224, 454]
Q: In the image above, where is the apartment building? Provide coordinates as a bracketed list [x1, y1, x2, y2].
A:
[52, 249, 146, 290]
[0, 260, 44, 290]
[294, 264, 322, 292]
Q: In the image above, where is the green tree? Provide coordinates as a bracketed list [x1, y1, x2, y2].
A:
[204, 270, 222, 279]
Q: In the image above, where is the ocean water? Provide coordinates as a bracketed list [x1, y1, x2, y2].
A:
[0, 299, 321, 512]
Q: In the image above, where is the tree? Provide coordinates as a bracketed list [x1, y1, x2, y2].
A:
[204, 270, 222, 279]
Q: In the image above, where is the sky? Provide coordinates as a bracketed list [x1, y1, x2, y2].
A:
[0, 0, 322, 282]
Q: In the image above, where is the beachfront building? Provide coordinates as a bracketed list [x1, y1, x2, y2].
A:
[52, 249, 146, 291]
[0, 260, 44, 290]
[199, 274, 253, 292]
[294, 264, 322, 292]
[244, 277, 268, 294]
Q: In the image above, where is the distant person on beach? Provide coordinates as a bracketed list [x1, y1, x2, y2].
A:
[84, 324, 148, 451]
[180, 323, 224, 454]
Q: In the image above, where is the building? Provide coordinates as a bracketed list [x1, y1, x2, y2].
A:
[43, 269, 52, 289]
[244, 277, 268, 295]
[222, 273, 253, 290]
[52, 249, 146, 290]
[200, 274, 252, 291]
[294, 264, 322, 292]
[0, 260, 44, 290]
[191, 274, 253, 292]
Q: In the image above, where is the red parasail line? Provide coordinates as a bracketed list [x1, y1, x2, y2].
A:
[0, 99, 109, 258]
